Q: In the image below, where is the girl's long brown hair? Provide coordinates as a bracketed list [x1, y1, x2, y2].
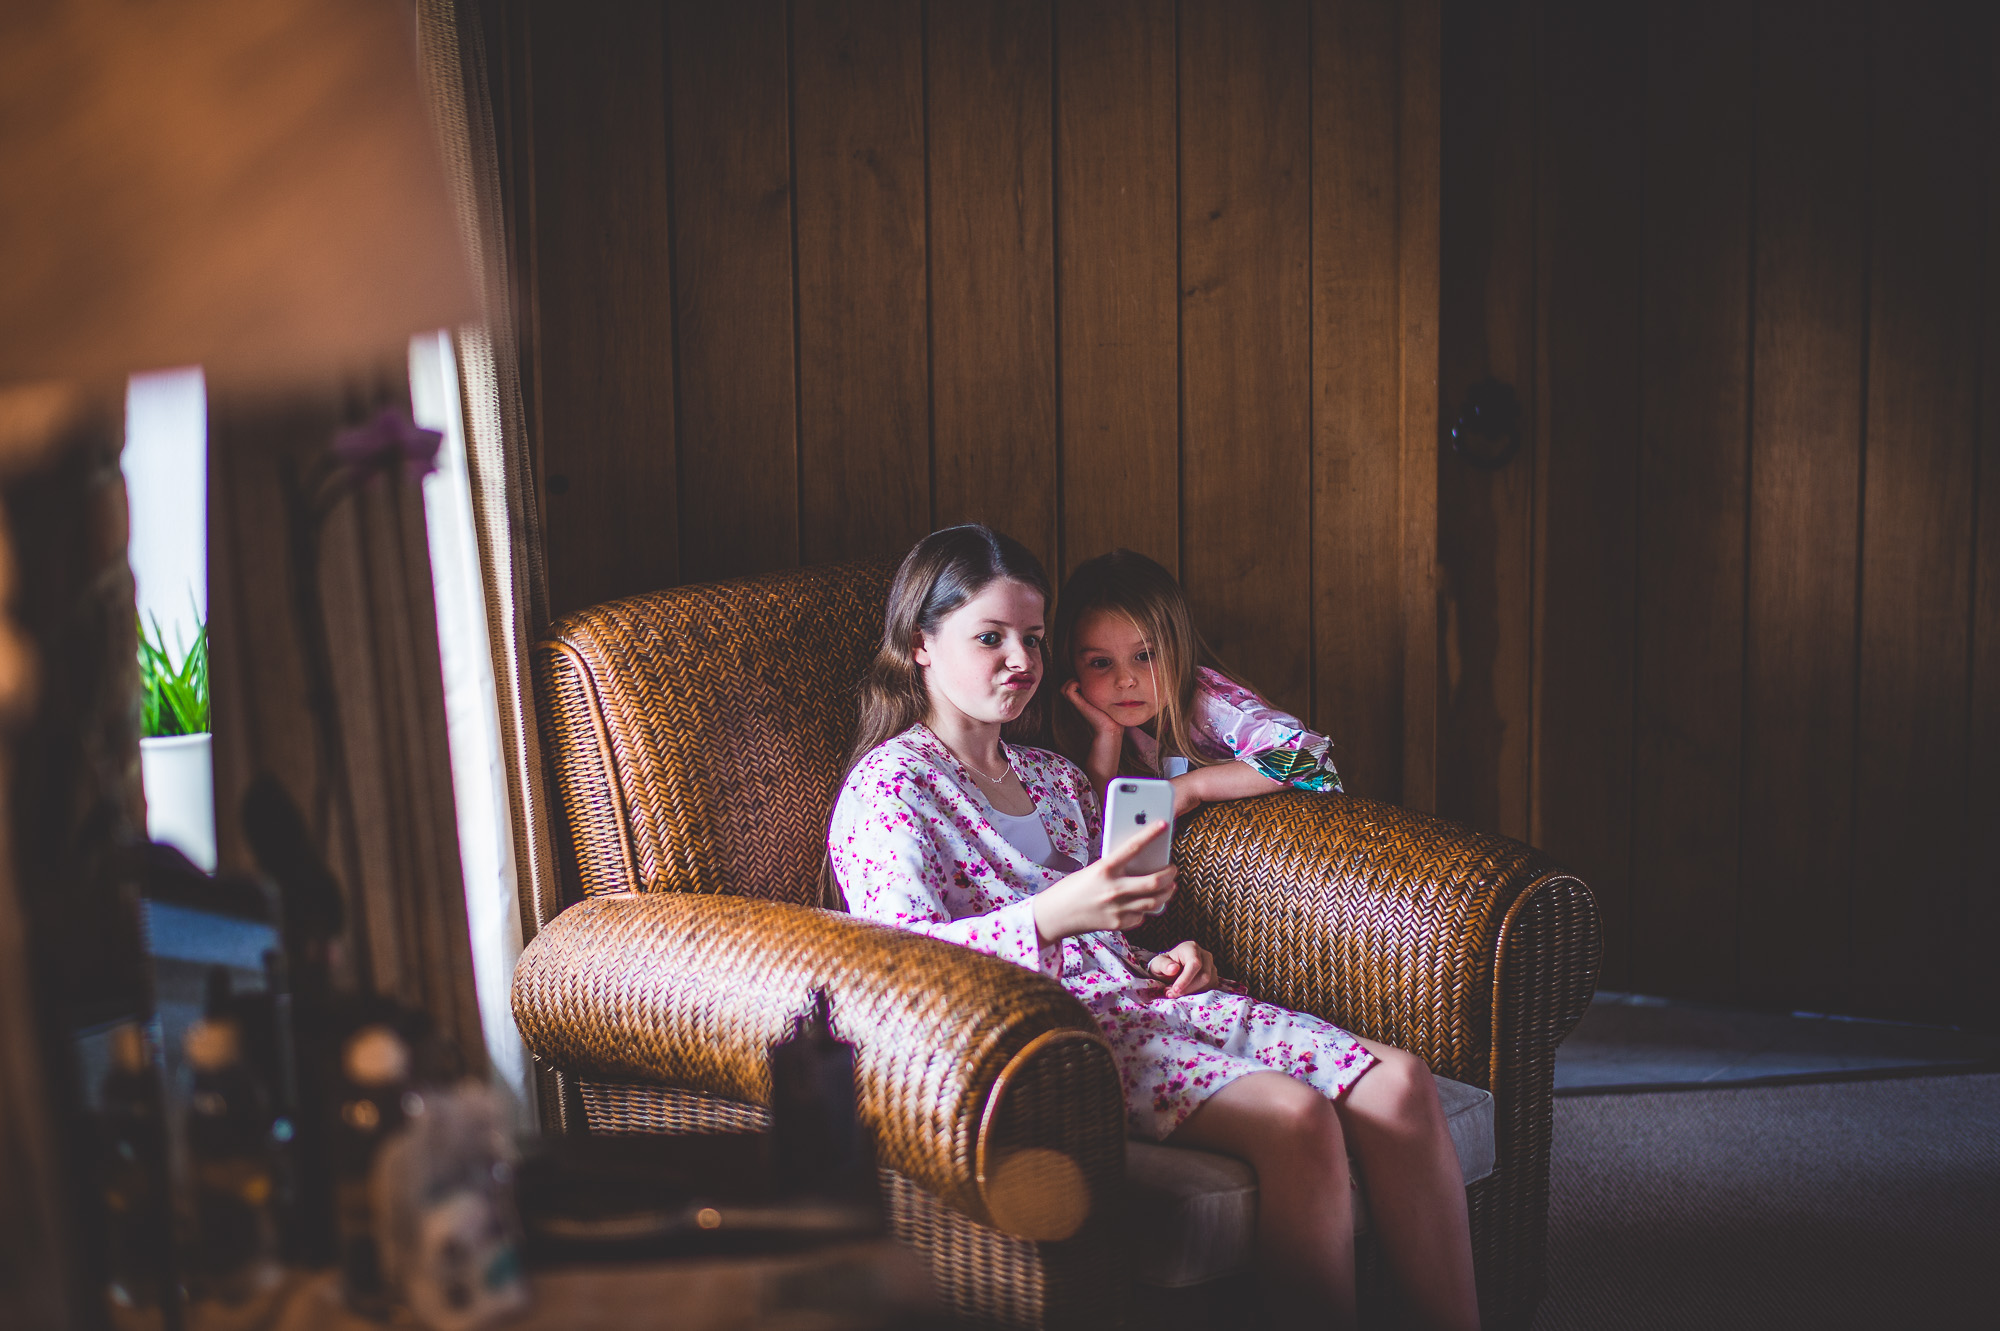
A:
[826, 525, 1052, 904]
[1050, 549, 1242, 778]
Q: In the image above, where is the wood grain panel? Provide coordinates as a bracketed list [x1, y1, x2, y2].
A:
[1629, 0, 1753, 1001]
[1531, 0, 1644, 988]
[1179, 0, 1313, 720]
[1396, 0, 1442, 813]
[1853, 1, 1985, 1019]
[1972, 17, 2000, 1029]
[1055, 0, 1179, 579]
[1739, 0, 1867, 1013]
[494, 0, 2000, 1021]
[525, 3, 678, 616]
[1312, 0, 1404, 803]
[1437, 0, 1536, 839]
[927, 0, 1056, 575]
[792, 0, 929, 563]
[667, 1, 798, 582]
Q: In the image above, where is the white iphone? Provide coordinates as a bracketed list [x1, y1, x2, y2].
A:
[1100, 777, 1176, 875]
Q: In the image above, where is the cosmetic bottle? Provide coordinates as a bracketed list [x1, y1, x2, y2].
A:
[333, 1022, 411, 1316]
[99, 1021, 181, 1329]
[768, 988, 875, 1204]
[183, 981, 282, 1303]
[373, 1080, 528, 1329]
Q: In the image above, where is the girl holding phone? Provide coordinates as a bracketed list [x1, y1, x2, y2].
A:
[827, 526, 1478, 1331]
[1054, 547, 1342, 817]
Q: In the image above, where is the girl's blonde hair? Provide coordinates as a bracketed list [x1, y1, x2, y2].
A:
[1051, 549, 1243, 778]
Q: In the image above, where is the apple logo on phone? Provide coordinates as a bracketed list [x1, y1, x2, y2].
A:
[1135, 812, 1148, 825]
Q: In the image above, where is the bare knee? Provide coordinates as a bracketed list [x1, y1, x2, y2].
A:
[1344, 1047, 1443, 1138]
[1173, 1072, 1349, 1180]
[1259, 1077, 1345, 1170]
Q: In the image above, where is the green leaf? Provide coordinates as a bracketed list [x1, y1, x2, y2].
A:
[137, 610, 208, 739]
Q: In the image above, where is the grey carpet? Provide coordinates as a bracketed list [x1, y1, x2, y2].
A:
[1535, 1073, 1998, 1329]
[1555, 992, 2000, 1093]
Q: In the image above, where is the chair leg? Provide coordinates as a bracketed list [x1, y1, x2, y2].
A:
[1468, 1172, 1546, 1330]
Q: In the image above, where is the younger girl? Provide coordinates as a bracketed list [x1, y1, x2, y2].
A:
[1054, 548, 1341, 814]
[828, 526, 1478, 1331]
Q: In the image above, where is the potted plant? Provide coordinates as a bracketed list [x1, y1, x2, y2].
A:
[138, 611, 214, 870]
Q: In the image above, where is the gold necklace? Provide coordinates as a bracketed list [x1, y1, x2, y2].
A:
[924, 723, 1011, 784]
[960, 747, 1011, 784]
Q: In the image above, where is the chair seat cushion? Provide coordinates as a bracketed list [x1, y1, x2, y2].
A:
[1122, 1074, 1494, 1288]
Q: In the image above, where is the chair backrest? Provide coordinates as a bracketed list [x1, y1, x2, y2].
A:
[532, 561, 894, 914]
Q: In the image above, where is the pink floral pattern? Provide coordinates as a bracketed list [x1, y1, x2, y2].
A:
[1129, 667, 1344, 791]
[829, 725, 1376, 1140]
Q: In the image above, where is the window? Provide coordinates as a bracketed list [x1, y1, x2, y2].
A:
[125, 366, 213, 871]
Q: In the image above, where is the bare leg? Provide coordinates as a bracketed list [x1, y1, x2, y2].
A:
[1170, 1071, 1357, 1330]
[1337, 1039, 1481, 1331]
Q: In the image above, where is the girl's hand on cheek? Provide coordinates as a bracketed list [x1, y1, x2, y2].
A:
[1062, 680, 1124, 739]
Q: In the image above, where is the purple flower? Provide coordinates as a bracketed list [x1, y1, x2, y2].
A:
[333, 408, 443, 484]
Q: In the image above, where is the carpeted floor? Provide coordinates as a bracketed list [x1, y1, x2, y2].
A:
[1535, 1072, 1998, 1329]
[1555, 992, 2000, 1093]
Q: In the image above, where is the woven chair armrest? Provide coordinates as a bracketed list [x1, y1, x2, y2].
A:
[512, 892, 1127, 1234]
[1153, 792, 1601, 1091]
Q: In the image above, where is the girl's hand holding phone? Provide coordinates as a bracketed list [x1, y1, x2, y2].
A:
[1031, 820, 1177, 943]
[1147, 939, 1220, 998]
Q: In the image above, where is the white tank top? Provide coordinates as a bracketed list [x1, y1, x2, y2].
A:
[986, 804, 1060, 868]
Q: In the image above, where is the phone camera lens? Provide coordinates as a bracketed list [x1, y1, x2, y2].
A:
[1119, 783, 1137, 793]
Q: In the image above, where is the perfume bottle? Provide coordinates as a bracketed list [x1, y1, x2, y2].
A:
[99, 1021, 179, 1328]
[240, 776, 342, 1263]
[333, 1022, 411, 1316]
[768, 988, 874, 1202]
[183, 974, 282, 1304]
[373, 1081, 528, 1329]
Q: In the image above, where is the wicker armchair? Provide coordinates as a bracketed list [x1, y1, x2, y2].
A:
[512, 562, 1600, 1329]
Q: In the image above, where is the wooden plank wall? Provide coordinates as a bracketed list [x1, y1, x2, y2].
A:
[488, 0, 1441, 808]
[1439, 0, 1998, 1026]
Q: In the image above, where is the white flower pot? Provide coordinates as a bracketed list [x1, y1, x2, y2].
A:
[140, 732, 216, 872]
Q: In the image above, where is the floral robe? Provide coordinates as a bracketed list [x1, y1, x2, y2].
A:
[1128, 667, 1344, 791]
[828, 724, 1375, 1140]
